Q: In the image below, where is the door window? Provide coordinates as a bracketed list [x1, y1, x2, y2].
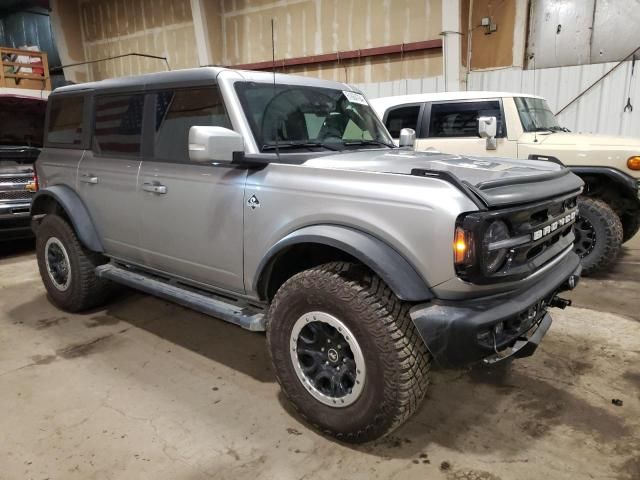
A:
[93, 93, 145, 156]
[47, 95, 84, 146]
[154, 87, 231, 162]
[428, 101, 504, 138]
[384, 105, 421, 138]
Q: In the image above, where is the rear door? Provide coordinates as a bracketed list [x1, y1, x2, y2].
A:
[76, 92, 145, 261]
[137, 86, 247, 294]
[416, 99, 518, 157]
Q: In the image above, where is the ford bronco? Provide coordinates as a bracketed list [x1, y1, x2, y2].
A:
[371, 92, 640, 275]
[31, 69, 582, 442]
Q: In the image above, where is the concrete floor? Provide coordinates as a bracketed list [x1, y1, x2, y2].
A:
[0, 238, 639, 480]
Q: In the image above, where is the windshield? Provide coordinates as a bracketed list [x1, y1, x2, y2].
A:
[0, 96, 46, 147]
[235, 82, 394, 152]
[515, 97, 563, 132]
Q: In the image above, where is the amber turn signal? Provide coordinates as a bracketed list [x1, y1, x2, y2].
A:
[454, 227, 473, 265]
[628, 156, 640, 170]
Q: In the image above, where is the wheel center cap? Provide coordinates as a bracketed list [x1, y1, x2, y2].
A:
[327, 348, 339, 363]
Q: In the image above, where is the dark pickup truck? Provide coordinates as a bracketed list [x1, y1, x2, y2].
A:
[0, 92, 46, 241]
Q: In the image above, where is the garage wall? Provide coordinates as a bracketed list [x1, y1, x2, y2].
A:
[52, 0, 446, 84]
[528, 0, 640, 69]
[200, 0, 444, 83]
[78, 0, 197, 81]
[0, 8, 60, 67]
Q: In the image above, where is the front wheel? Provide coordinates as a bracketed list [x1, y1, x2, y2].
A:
[266, 262, 431, 443]
[574, 196, 623, 275]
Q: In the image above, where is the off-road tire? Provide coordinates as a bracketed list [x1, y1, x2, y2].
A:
[575, 197, 623, 275]
[266, 262, 431, 443]
[36, 214, 113, 312]
[621, 213, 640, 244]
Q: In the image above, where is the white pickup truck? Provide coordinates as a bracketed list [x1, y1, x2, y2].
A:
[371, 91, 640, 274]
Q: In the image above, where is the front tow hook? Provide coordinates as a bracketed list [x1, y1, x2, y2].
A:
[549, 296, 572, 309]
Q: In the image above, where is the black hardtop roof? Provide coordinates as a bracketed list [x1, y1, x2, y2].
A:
[50, 67, 227, 97]
[49, 67, 355, 98]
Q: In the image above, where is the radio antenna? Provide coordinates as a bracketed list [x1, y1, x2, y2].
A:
[271, 18, 280, 161]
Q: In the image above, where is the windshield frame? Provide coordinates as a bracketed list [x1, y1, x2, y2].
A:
[233, 81, 394, 153]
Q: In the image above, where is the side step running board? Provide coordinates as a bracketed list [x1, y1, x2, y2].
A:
[95, 264, 266, 331]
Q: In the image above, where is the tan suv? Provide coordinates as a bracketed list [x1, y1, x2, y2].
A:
[371, 91, 640, 275]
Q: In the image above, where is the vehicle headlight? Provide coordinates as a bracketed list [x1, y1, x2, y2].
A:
[482, 220, 510, 274]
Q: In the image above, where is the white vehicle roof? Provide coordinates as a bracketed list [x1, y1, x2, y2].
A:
[0, 87, 49, 100]
[370, 91, 544, 115]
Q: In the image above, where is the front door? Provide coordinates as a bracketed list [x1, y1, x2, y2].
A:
[415, 99, 518, 158]
[77, 92, 145, 262]
[137, 86, 246, 294]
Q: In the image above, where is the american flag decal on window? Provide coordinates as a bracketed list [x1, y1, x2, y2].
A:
[94, 94, 144, 154]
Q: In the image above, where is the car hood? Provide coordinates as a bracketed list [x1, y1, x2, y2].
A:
[303, 149, 563, 186]
[302, 149, 584, 207]
[530, 132, 640, 148]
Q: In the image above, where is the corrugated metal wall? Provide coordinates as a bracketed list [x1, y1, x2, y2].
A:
[355, 75, 446, 98]
[528, 0, 640, 69]
[468, 62, 640, 137]
[0, 9, 60, 66]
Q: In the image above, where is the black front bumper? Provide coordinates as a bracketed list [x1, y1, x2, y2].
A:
[410, 251, 581, 367]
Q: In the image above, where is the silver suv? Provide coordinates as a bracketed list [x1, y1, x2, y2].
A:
[31, 68, 583, 443]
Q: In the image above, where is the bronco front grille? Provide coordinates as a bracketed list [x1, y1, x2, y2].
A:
[456, 192, 579, 284]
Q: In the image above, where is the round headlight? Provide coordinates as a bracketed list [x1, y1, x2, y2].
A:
[483, 220, 510, 274]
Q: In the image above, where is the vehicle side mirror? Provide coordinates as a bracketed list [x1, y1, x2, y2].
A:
[399, 128, 416, 148]
[478, 116, 497, 150]
[188, 126, 245, 163]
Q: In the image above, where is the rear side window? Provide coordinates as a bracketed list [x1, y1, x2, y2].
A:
[93, 93, 144, 156]
[47, 95, 84, 146]
[384, 105, 421, 138]
[428, 100, 504, 138]
[154, 87, 230, 162]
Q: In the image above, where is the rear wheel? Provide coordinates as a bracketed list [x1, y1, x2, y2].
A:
[267, 262, 431, 443]
[36, 214, 113, 312]
[574, 196, 623, 275]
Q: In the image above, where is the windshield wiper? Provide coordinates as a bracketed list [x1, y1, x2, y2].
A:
[548, 126, 571, 132]
[530, 127, 556, 133]
[262, 142, 340, 152]
[343, 139, 395, 148]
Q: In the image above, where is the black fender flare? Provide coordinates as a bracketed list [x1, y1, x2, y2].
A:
[254, 225, 433, 302]
[30, 185, 104, 252]
[567, 166, 639, 199]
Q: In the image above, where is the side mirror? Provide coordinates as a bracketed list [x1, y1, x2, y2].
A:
[399, 128, 416, 148]
[478, 116, 497, 150]
[188, 126, 245, 163]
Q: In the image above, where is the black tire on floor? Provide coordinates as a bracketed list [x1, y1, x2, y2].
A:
[266, 262, 431, 443]
[36, 214, 113, 312]
[574, 196, 623, 275]
[621, 213, 640, 244]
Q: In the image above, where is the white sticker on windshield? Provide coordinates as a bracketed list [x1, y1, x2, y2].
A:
[343, 91, 368, 105]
